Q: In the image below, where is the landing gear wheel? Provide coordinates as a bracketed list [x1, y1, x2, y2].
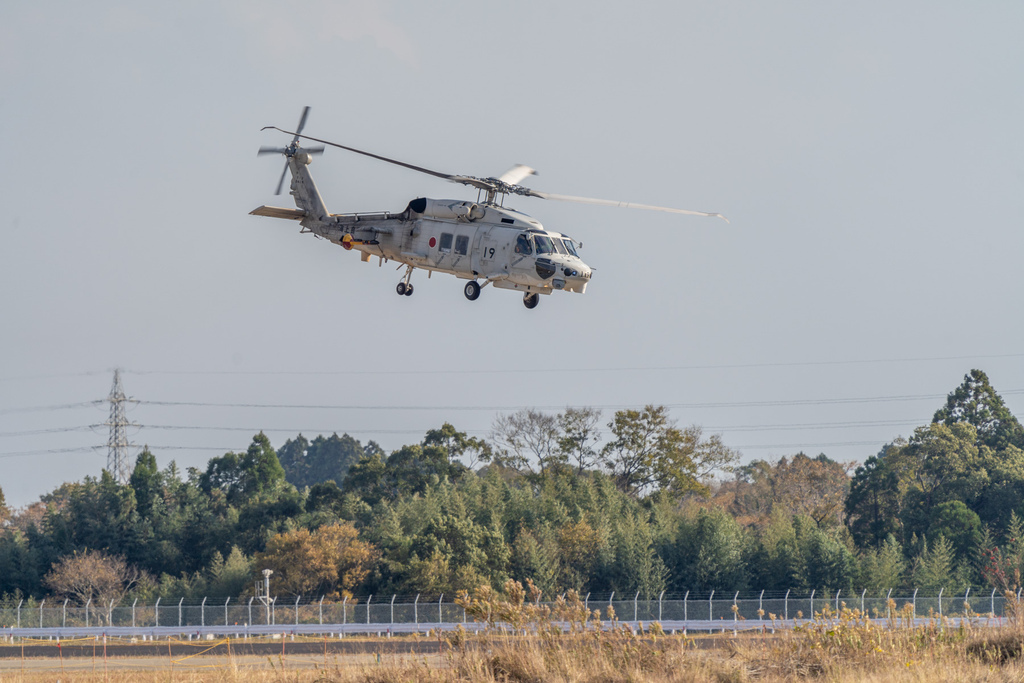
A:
[404, 284, 414, 296]
[464, 281, 481, 301]
[523, 293, 540, 309]
[396, 282, 407, 296]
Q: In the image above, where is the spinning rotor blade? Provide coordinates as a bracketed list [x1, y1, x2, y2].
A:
[293, 106, 310, 144]
[258, 146, 288, 156]
[260, 127, 494, 191]
[528, 191, 729, 222]
[275, 163, 289, 195]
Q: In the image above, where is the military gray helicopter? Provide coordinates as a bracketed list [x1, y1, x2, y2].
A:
[252, 107, 726, 309]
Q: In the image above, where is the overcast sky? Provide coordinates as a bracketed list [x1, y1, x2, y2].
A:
[2, 1, 1022, 508]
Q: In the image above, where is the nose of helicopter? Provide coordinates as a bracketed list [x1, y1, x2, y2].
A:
[558, 260, 592, 293]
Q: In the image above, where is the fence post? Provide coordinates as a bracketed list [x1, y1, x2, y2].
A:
[414, 594, 419, 626]
[132, 598, 137, 628]
[108, 599, 114, 627]
[886, 589, 892, 619]
[964, 586, 971, 615]
[201, 597, 207, 627]
[991, 587, 996, 617]
[834, 589, 840, 613]
[294, 595, 300, 625]
[390, 595, 396, 627]
[709, 590, 714, 621]
[154, 597, 160, 627]
[938, 587, 943, 617]
[367, 595, 372, 625]
[683, 590, 688, 621]
[85, 598, 91, 627]
[272, 597, 276, 625]
[609, 591, 615, 615]
[659, 590, 665, 622]
[40, 599, 45, 628]
[319, 596, 324, 626]
[225, 597, 230, 626]
[809, 590, 815, 618]
[733, 592, 738, 622]
[439, 594, 444, 623]
[342, 596, 348, 629]
[912, 588, 918, 620]
[634, 591, 640, 622]
[759, 590, 764, 620]
[63, 598, 68, 628]
[248, 597, 253, 626]
[861, 589, 866, 615]
[16, 599, 21, 629]
[585, 592, 590, 611]
[178, 598, 183, 627]
[784, 590, 790, 621]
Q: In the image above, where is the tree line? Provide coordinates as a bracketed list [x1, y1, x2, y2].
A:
[1, 369, 1023, 609]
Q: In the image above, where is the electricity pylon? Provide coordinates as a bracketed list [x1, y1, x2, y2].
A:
[105, 369, 137, 484]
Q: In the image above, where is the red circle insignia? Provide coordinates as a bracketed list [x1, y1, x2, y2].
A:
[429, 237, 437, 248]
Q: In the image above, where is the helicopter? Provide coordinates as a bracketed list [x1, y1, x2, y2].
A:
[251, 107, 727, 309]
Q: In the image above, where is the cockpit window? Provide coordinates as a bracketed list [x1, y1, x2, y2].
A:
[561, 239, 579, 257]
[534, 235, 555, 254]
[552, 238, 568, 255]
[515, 234, 533, 255]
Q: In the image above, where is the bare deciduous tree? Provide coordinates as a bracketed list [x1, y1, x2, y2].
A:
[44, 550, 145, 621]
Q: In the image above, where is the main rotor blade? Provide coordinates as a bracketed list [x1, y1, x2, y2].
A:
[257, 146, 288, 156]
[529, 191, 729, 222]
[293, 106, 311, 143]
[260, 127, 491, 189]
[274, 162, 289, 195]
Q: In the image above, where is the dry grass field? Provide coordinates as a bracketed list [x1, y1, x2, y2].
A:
[3, 585, 1024, 682]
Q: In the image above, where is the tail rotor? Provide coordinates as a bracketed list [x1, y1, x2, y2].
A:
[257, 106, 325, 194]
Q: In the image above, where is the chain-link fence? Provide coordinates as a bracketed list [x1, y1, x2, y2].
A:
[1, 588, 1017, 630]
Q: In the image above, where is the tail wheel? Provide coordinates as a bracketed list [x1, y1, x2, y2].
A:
[464, 281, 481, 301]
[396, 283, 407, 296]
[523, 293, 540, 309]
[404, 284, 414, 296]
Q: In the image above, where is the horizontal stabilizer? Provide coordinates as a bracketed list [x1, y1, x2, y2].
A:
[250, 205, 306, 221]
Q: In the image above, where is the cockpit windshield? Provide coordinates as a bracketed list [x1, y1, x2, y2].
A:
[561, 239, 579, 257]
[534, 235, 555, 254]
[515, 234, 533, 255]
[552, 238, 568, 255]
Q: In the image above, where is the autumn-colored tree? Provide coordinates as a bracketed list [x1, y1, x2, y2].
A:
[254, 522, 378, 598]
[730, 453, 852, 527]
[44, 550, 145, 616]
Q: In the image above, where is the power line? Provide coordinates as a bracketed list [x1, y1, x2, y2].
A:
[116, 351, 1024, 377]
[2, 351, 1021, 384]
[138, 390, 1024, 411]
[0, 401, 102, 416]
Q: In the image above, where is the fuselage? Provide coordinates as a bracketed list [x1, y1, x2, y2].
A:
[317, 198, 592, 296]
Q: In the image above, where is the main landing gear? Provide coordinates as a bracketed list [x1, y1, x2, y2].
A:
[462, 280, 539, 309]
[396, 266, 414, 297]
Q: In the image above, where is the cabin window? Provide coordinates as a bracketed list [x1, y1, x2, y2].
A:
[534, 235, 555, 255]
[439, 233, 453, 253]
[455, 235, 469, 255]
[515, 234, 533, 255]
[562, 239, 579, 257]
